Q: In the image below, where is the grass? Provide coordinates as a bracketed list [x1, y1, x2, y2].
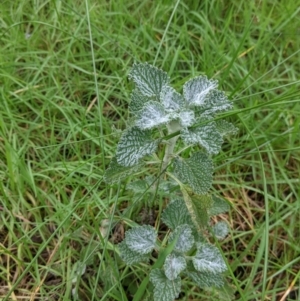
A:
[0, 0, 299, 300]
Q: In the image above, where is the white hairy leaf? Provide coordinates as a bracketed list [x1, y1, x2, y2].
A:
[193, 243, 227, 274]
[185, 269, 224, 288]
[178, 110, 195, 127]
[125, 225, 157, 254]
[173, 152, 213, 194]
[160, 85, 185, 112]
[103, 157, 142, 184]
[129, 63, 170, 97]
[181, 119, 223, 154]
[169, 224, 194, 253]
[116, 127, 159, 167]
[135, 101, 170, 130]
[183, 76, 218, 106]
[161, 199, 192, 230]
[212, 221, 229, 240]
[164, 253, 187, 280]
[129, 89, 153, 114]
[150, 269, 181, 301]
[118, 240, 150, 265]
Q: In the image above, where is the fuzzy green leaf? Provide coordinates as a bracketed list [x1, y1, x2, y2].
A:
[212, 221, 229, 240]
[183, 76, 218, 106]
[150, 269, 181, 301]
[164, 253, 187, 280]
[200, 90, 233, 116]
[169, 224, 195, 253]
[129, 89, 153, 114]
[129, 63, 170, 97]
[103, 157, 142, 184]
[160, 85, 185, 112]
[173, 152, 213, 194]
[215, 120, 239, 136]
[193, 243, 227, 274]
[116, 127, 159, 167]
[181, 119, 223, 154]
[125, 225, 157, 254]
[208, 196, 230, 216]
[118, 240, 150, 265]
[185, 269, 224, 288]
[135, 101, 170, 130]
[161, 199, 192, 230]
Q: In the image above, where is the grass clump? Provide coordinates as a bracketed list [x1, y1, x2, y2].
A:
[0, 0, 299, 300]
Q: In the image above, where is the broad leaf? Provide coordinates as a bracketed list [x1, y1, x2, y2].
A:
[173, 152, 213, 194]
[161, 199, 192, 230]
[164, 253, 187, 280]
[125, 225, 157, 254]
[185, 269, 224, 288]
[212, 221, 229, 240]
[129, 63, 170, 97]
[118, 240, 150, 265]
[169, 224, 194, 253]
[160, 85, 185, 112]
[116, 127, 159, 167]
[129, 89, 153, 114]
[135, 101, 170, 130]
[150, 269, 181, 301]
[215, 119, 238, 136]
[183, 76, 218, 106]
[193, 243, 227, 274]
[103, 157, 142, 184]
[181, 119, 223, 154]
[208, 196, 230, 216]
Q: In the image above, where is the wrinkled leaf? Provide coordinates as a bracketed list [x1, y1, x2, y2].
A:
[169, 224, 194, 253]
[125, 225, 157, 254]
[215, 119, 239, 136]
[164, 253, 187, 280]
[193, 243, 227, 274]
[135, 101, 170, 130]
[129, 63, 170, 97]
[178, 110, 195, 127]
[173, 152, 213, 194]
[208, 196, 230, 216]
[212, 221, 229, 240]
[160, 85, 185, 112]
[116, 127, 159, 167]
[161, 199, 192, 230]
[185, 269, 224, 288]
[129, 89, 154, 114]
[181, 119, 223, 154]
[150, 269, 181, 301]
[118, 240, 150, 265]
[183, 76, 218, 106]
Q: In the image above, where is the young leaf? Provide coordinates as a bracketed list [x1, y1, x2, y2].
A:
[183, 76, 218, 106]
[150, 268, 181, 301]
[164, 253, 187, 280]
[129, 89, 154, 114]
[116, 127, 159, 167]
[178, 110, 195, 127]
[193, 243, 227, 274]
[168, 224, 194, 253]
[103, 157, 142, 184]
[181, 119, 223, 154]
[212, 221, 229, 240]
[118, 240, 150, 265]
[161, 199, 192, 230]
[135, 101, 170, 130]
[129, 63, 170, 97]
[173, 152, 213, 195]
[208, 196, 230, 216]
[125, 225, 157, 254]
[160, 85, 185, 112]
[215, 119, 239, 136]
